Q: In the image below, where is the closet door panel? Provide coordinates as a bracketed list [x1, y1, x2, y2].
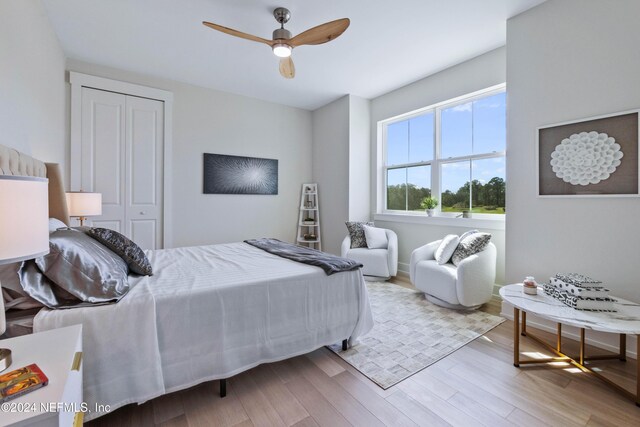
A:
[80, 88, 126, 229]
[125, 96, 164, 249]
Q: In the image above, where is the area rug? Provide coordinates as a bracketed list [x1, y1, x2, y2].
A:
[328, 281, 505, 389]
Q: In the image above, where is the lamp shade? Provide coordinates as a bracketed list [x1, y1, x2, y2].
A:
[0, 176, 49, 264]
[66, 192, 102, 217]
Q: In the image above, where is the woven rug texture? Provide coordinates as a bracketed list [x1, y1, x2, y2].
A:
[328, 281, 505, 389]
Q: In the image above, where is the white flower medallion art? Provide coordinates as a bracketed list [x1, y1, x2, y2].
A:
[550, 131, 623, 186]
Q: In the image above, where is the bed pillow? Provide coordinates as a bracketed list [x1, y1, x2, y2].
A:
[87, 228, 152, 276]
[363, 225, 388, 249]
[345, 221, 374, 249]
[35, 228, 131, 304]
[434, 234, 460, 265]
[18, 260, 78, 309]
[49, 218, 68, 233]
[0, 262, 43, 310]
[452, 232, 492, 266]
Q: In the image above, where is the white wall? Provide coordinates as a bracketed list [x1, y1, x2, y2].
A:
[506, 0, 640, 300]
[312, 96, 350, 255]
[505, 0, 640, 356]
[66, 59, 312, 248]
[0, 0, 66, 180]
[370, 47, 507, 282]
[348, 96, 372, 223]
[312, 95, 372, 255]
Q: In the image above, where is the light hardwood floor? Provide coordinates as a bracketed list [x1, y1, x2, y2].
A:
[88, 282, 640, 427]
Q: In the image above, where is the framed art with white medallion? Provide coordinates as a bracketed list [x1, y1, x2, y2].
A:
[536, 109, 640, 198]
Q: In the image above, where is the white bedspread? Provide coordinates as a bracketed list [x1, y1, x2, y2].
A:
[34, 242, 373, 420]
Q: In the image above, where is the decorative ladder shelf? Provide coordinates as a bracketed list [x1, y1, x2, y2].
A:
[296, 183, 321, 251]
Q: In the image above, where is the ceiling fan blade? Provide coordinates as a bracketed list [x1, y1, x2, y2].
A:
[289, 18, 350, 47]
[279, 57, 295, 79]
[203, 21, 274, 46]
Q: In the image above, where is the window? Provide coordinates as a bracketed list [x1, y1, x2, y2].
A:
[382, 86, 506, 216]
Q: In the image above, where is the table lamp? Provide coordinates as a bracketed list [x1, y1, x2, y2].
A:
[65, 191, 102, 226]
[0, 175, 50, 371]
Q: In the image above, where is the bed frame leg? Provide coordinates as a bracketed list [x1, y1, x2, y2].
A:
[220, 379, 227, 398]
[342, 339, 348, 351]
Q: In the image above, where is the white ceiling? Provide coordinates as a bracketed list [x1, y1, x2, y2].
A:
[42, 0, 545, 110]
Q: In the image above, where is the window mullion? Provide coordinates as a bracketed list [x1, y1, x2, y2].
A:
[434, 107, 441, 212]
[405, 167, 408, 211]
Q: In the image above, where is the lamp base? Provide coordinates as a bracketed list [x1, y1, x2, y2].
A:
[0, 348, 12, 372]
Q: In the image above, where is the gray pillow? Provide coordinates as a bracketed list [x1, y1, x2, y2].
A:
[87, 228, 152, 276]
[345, 221, 374, 249]
[18, 260, 78, 309]
[0, 262, 43, 310]
[35, 229, 130, 304]
[452, 232, 492, 266]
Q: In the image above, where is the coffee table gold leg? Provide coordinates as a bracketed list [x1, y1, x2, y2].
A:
[580, 328, 586, 365]
[620, 334, 626, 362]
[521, 311, 527, 336]
[557, 323, 562, 352]
[514, 307, 520, 367]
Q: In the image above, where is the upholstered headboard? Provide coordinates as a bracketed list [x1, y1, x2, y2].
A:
[0, 145, 70, 225]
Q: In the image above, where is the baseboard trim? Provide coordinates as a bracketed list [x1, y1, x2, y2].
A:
[501, 300, 637, 360]
[398, 262, 410, 276]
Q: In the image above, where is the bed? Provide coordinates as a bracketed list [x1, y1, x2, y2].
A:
[0, 145, 374, 421]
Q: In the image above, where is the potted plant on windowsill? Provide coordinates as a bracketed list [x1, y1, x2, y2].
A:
[420, 197, 439, 217]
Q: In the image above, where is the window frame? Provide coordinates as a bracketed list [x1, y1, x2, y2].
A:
[380, 84, 506, 220]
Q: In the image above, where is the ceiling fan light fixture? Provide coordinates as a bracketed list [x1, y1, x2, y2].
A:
[272, 43, 292, 58]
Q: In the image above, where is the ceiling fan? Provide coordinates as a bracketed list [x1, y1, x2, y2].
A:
[203, 7, 350, 79]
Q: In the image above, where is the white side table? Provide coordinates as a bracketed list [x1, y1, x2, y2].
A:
[500, 284, 640, 406]
[0, 325, 83, 427]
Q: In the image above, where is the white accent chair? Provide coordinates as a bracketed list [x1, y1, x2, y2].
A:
[341, 229, 398, 280]
[410, 239, 496, 309]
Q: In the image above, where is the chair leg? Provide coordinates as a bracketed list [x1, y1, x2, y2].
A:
[342, 339, 348, 351]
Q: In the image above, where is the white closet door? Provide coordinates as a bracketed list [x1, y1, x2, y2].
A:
[125, 96, 164, 250]
[80, 88, 126, 232]
[77, 87, 164, 249]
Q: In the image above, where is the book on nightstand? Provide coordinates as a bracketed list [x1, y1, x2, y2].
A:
[0, 363, 49, 403]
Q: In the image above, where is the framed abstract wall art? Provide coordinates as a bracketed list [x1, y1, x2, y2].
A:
[203, 153, 278, 195]
[537, 110, 639, 197]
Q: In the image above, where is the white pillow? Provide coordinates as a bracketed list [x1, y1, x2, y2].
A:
[434, 234, 460, 265]
[49, 218, 67, 233]
[459, 229, 479, 241]
[363, 225, 388, 249]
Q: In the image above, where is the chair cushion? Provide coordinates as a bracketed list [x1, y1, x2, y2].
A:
[345, 221, 374, 248]
[434, 234, 459, 265]
[414, 260, 459, 305]
[345, 248, 390, 277]
[452, 232, 491, 266]
[363, 225, 388, 249]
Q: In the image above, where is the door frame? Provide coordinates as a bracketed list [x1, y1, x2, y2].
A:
[70, 71, 174, 248]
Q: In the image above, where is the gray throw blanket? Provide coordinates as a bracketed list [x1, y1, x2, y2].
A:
[244, 238, 362, 275]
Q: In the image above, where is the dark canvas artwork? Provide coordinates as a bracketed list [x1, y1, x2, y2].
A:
[203, 153, 278, 195]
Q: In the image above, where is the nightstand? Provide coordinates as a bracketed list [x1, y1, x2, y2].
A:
[0, 325, 83, 427]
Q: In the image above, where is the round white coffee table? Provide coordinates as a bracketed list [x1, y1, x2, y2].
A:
[500, 283, 640, 406]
